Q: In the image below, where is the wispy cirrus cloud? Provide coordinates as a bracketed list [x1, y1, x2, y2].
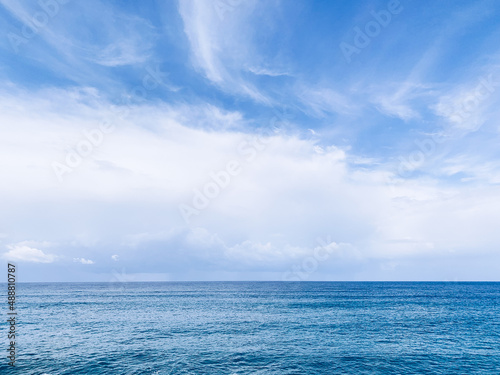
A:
[178, 0, 279, 103]
[0, 0, 157, 92]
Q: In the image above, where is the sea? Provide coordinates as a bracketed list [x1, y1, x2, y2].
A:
[2, 282, 500, 374]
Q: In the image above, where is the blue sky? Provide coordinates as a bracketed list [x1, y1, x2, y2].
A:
[1, 0, 500, 281]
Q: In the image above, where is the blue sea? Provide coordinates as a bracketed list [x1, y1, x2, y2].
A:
[2, 282, 500, 374]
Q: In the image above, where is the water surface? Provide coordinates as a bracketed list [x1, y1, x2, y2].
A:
[2, 282, 499, 374]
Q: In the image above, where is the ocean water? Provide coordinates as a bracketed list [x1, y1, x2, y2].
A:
[2, 282, 500, 374]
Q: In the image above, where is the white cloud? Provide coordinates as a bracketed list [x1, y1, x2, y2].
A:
[73, 258, 95, 265]
[178, 0, 225, 83]
[178, 0, 273, 103]
[91, 40, 151, 67]
[370, 82, 427, 121]
[297, 87, 357, 117]
[246, 66, 289, 77]
[111, 254, 119, 261]
[2, 244, 57, 263]
[0, 0, 156, 89]
[432, 72, 499, 136]
[2, 85, 500, 279]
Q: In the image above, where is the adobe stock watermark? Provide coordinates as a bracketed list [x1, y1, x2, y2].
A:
[340, 0, 403, 63]
[51, 65, 166, 183]
[447, 74, 498, 127]
[108, 267, 130, 292]
[396, 73, 498, 178]
[178, 108, 293, 224]
[282, 236, 338, 281]
[178, 128, 278, 224]
[7, 0, 71, 54]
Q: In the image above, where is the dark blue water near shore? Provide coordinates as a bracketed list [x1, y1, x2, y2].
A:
[2, 282, 500, 374]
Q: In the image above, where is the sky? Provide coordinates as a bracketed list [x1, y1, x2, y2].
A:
[1, 0, 500, 282]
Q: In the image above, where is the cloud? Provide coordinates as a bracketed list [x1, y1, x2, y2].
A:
[432, 72, 499, 136]
[1, 0, 500, 281]
[246, 66, 289, 77]
[297, 86, 357, 117]
[2, 81, 500, 279]
[369, 81, 429, 121]
[73, 257, 95, 265]
[2, 244, 57, 263]
[120, 226, 362, 275]
[178, 0, 274, 103]
[90, 40, 151, 67]
[0, 0, 157, 89]
[178, 0, 226, 83]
